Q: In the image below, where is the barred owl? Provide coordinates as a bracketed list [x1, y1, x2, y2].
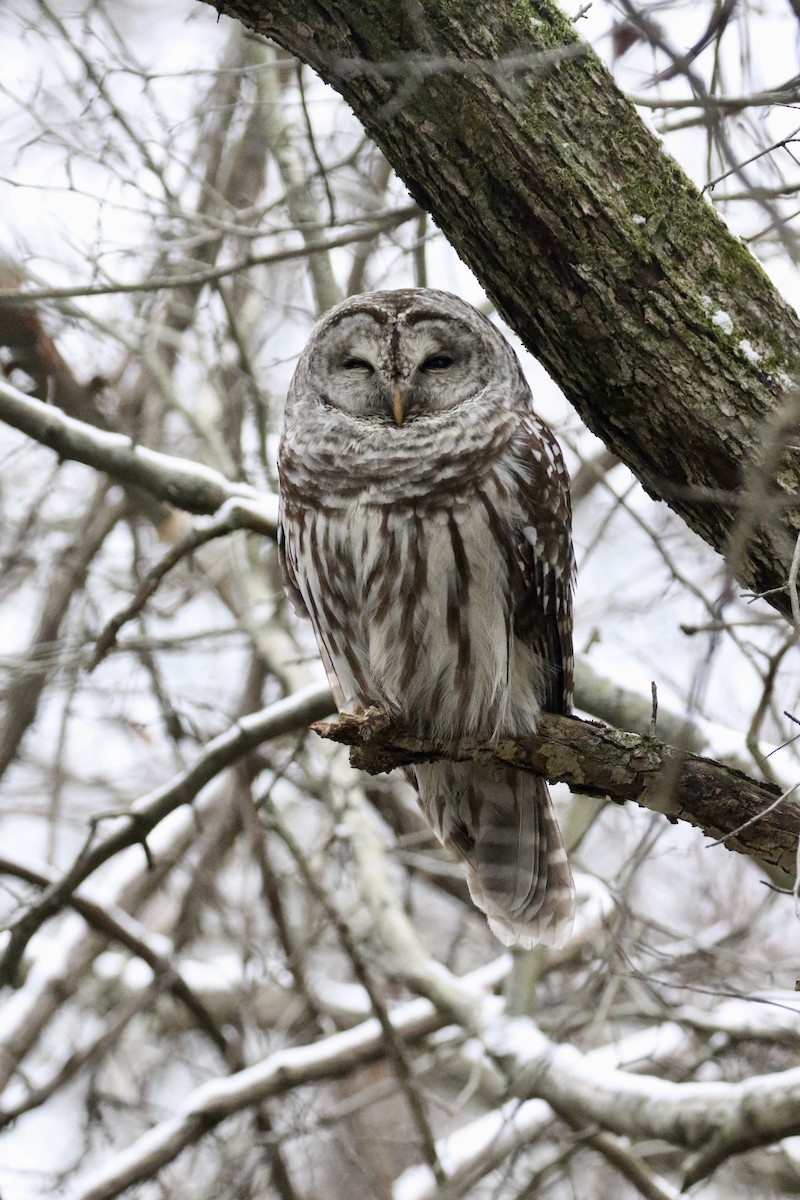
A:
[278, 289, 575, 948]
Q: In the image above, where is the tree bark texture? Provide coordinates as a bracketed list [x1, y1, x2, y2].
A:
[202, 0, 800, 618]
[314, 711, 797, 877]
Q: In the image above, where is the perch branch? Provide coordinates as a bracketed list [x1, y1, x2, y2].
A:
[312, 711, 799, 877]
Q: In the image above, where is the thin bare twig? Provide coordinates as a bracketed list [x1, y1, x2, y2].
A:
[0, 682, 334, 990]
[0, 208, 419, 306]
[90, 499, 273, 668]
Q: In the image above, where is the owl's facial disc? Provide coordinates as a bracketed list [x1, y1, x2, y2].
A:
[316, 310, 491, 426]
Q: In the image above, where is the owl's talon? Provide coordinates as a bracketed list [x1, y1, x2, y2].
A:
[339, 704, 391, 742]
[310, 706, 391, 745]
[356, 705, 391, 742]
[309, 718, 346, 740]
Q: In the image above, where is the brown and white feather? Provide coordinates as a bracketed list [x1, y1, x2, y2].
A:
[279, 289, 576, 948]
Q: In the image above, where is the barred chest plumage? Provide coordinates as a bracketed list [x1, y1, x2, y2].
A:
[282, 467, 544, 743]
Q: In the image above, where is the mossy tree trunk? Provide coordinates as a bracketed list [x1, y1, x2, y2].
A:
[202, 0, 800, 617]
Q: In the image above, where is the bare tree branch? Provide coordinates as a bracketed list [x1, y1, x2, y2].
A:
[68, 957, 800, 1200]
[0, 853, 233, 1115]
[314, 710, 799, 877]
[0, 682, 333, 989]
[67, 983, 487, 1200]
[0, 486, 126, 780]
[0, 208, 419, 306]
[89, 499, 280, 668]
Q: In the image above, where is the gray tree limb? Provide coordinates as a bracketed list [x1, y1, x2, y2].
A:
[0, 681, 333, 989]
[67, 951, 800, 1200]
[313, 710, 799, 877]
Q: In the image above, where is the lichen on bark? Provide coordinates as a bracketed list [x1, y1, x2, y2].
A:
[314, 711, 797, 877]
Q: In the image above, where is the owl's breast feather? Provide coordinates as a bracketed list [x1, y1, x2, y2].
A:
[343, 492, 543, 741]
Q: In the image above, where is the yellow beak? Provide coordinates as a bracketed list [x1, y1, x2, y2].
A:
[391, 385, 405, 426]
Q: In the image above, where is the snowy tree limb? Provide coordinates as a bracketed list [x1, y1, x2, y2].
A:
[314, 711, 799, 877]
[490, 1018, 800, 1188]
[68, 965, 800, 1199]
[393, 1026, 692, 1200]
[0, 377, 277, 529]
[321, 737, 799, 1194]
[0, 854, 231, 1086]
[67, 982, 490, 1200]
[0, 783, 229, 1096]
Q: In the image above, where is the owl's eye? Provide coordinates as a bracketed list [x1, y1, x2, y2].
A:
[341, 357, 373, 372]
[420, 354, 454, 372]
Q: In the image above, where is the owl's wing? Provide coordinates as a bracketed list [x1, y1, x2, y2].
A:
[277, 493, 349, 712]
[277, 495, 310, 618]
[510, 416, 575, 715]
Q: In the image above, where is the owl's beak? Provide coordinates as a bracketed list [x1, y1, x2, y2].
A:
[391, 384, 405, 426]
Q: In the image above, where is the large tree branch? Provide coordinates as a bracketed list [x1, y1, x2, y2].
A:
[68, 964, 503, 1200]
[314, 711, 799, 877]
[203, 0, 800, 619]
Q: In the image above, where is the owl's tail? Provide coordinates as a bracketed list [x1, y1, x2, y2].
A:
[415, 762, 575, 949]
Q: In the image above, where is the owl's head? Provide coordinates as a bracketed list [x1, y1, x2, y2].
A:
[290, 289, 521, 427]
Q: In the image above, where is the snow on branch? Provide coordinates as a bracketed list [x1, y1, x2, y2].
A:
[67, 988, 470, 1200]
[0, 853, 231, 1082]
[313, 710, 799, 877]
[68, 956, 800, 1199]
[0, 378, 278, 528]
[394, 1023, 693, 1200]
[488, 1014, 800, 1188]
